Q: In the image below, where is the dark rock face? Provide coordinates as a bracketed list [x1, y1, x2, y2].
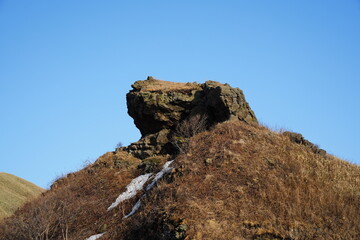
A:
[123, 77, 257, 159]
[283, 131, 327, 156]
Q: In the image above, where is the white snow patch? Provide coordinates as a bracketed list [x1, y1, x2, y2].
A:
[123, 160, 175, 218]
[107, 173, 152, 211]
[146, 160, 174, 191]
[84, 232, 105, 240]
[123, 199, 141, 219]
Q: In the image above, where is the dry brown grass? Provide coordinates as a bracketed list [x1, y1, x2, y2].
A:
[134, 77, 199, 92]
[115, 121, 360, 240]
[1, 121, 359, 240]
[0, 151, 143, 240]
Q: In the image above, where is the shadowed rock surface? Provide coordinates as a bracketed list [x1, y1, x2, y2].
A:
[123, 77, 257, 158]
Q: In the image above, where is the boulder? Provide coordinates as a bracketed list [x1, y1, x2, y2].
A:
[123, 77, 257, 158]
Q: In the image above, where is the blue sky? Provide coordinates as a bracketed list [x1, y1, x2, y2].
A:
[1, 1, 359, 188]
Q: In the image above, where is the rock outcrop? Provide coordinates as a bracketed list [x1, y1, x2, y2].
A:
[283, 131, 327, 156]
[123, 77, 257, 159]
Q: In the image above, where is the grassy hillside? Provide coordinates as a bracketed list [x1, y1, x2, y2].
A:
[0, 172, 44, 219]
[0, 121, 359, 239]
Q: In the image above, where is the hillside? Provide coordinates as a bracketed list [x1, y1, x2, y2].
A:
[0, 78, 359, 240]
[0, 172, 44, 219]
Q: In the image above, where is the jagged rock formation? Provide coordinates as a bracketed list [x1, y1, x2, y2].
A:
[123, 77, 257, 158]
[283, 131, 327, 156]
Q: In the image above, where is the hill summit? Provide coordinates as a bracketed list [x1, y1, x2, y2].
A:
[0, 78, 359, 240]
[124, 76, 257, 159]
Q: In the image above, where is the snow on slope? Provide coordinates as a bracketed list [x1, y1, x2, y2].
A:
[84, 160, 174, 239]
[123, 160, 174, 218]
[146, 160, 174, 191]
[84, 233, 105, 240]
[107, 173, 152, 211]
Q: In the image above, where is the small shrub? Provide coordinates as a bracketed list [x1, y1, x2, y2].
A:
[116, 142, 123, 149]
[172, 114, 208, 153]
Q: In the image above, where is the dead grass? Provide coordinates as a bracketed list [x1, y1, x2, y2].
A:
[134, 77, 199, 92]
[0, 151, 143, 240]
[115, 121, 360, 239]
[1, 121, 359, 239]
[0, 173, 44, 219]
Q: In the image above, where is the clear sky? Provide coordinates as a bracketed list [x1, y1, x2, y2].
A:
[1, 1, 359, 188]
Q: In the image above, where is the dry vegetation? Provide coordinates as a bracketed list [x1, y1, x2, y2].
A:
[0, 173, 44, 219]
[173, 114, 208, 154]
[0, 151, 143, 240]
[134, 77, 199, 92]
[1, 121, 359, 239]
[115, 121, 360, 240]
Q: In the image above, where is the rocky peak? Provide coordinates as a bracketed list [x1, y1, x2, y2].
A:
[123, 77, 257, 159]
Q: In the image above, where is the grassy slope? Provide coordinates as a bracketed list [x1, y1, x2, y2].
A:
[119, 122, 360, 239]
[0, 173, 44, 219]
[0, 121, 359, 239]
